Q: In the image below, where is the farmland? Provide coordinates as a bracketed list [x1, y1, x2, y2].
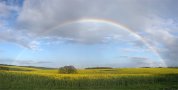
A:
[0, 65, 178, 90]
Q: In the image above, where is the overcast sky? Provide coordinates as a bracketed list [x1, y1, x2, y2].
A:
[0, 0, 178, 68]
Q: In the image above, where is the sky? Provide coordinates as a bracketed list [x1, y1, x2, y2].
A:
[0, 0, 178, 68]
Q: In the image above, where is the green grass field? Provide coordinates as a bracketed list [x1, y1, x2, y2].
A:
[1, 65, 178, 90]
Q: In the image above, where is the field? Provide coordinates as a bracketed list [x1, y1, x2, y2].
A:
[1, 65, 178, 90]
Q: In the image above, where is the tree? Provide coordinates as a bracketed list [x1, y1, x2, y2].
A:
[58, 65, 77, 74]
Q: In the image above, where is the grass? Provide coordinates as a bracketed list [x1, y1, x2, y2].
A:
[1, 65, 178, 90]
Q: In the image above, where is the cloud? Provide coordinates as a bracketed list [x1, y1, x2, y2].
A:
[1, 0, 145, 49]
[41, 22, 142, 45]
[16, 0, 178, 45]
[143, 16, 178, 66]
[0, 29, 39, 50]
[0, 1, 37, 49]
[15, 0, 178, 66]
[16, 0, 149, 32]
[98, 56, 163, 68]
[127, 56, 162, 67]
[11, 60, 54, 67]
[0, 2, 18, 17]
[0, 0, 20, 22]
[14, 0, 149, 47]
[0, 0, 178, 67]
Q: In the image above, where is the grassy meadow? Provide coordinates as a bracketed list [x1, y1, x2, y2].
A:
[1, 65, 178, 90]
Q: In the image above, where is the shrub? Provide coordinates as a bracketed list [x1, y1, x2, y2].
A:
[0, 66, 9, 71]
[58, 66, 77, 74]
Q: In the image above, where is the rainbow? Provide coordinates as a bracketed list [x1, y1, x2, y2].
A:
[16, 18, 167, 67]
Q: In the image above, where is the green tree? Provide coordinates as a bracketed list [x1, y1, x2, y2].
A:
[59, 66, 77, 74]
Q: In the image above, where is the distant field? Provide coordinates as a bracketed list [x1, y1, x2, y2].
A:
[1, 65, 178, 90]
